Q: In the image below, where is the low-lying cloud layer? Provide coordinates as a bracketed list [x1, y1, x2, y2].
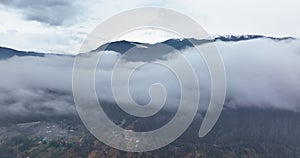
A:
[0, 55, 75, 122]
[0, 39, 300, 122]
[217, 39, 300, 111]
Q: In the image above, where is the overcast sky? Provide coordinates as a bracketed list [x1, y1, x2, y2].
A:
[0, 0, 299, 54]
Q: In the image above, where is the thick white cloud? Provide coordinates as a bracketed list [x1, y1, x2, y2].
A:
[215, 39, 300, 111]
[156, 0, 300, 37]
[0, 39, 300, 122]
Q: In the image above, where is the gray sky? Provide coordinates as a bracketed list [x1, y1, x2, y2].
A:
[0, 0, 299, 54]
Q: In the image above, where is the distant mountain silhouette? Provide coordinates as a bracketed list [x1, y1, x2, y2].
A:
[0, 47, 70, 59]
[95, 35, 296, 54]
[0, 35, 296, 58]
[213, 34, 295, 42]
[0, 47, 45, 59]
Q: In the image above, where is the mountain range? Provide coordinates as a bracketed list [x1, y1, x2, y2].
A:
[0, 35, 296, 59]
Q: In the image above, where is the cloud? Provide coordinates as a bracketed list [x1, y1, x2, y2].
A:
[152, 0, 300, 37]
[214, 39, 300, 111]
[78, 39, 300, 115]
[1, 0, 300, 54]
[0, 55, 75, 122]
[0, 39, 300, 123]
[0, 0, 84, 26]
[0, 88, 75, 123]
[95, 39, 300, 112]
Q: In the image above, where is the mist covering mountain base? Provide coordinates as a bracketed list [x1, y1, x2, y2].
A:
[0, 35, 299, 157]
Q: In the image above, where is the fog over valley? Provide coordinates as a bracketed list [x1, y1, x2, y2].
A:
[0, 37, 300, 122]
